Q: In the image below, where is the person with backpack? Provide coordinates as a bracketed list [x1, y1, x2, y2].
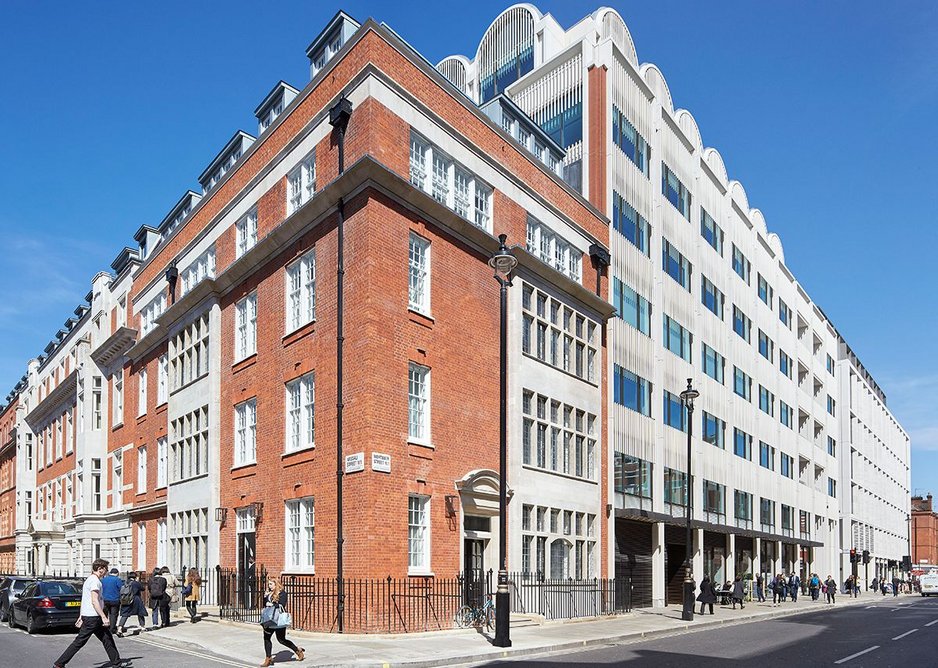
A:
[100, 568, 123, 634]
[260, 577, 304, 666]
[182, 568, 202, 623]
[148, 567, 167, 629]
[117, 572, 147, 636]
[809, 573, 821, 601]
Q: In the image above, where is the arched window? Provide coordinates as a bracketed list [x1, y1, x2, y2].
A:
[549, 539, 571, 579]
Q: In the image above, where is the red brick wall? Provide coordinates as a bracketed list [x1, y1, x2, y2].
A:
[216, 187, 501, 578]
[913, 511, 938, 567]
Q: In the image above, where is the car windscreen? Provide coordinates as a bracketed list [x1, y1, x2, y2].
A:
[40, 582, 80, 597]
[11, 580, 31, 592]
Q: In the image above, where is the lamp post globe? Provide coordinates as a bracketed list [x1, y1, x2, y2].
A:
[490, 233, 515, 648]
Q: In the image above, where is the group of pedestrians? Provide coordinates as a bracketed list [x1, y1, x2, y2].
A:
[99, 565, 203, 636]
[695, 575, 748, 614]
[50, 558, 305, 668]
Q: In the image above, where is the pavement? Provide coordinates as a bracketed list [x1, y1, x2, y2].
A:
[124, 590, 917, 667]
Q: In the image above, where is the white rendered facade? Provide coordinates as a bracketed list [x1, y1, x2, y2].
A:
[836, 341, 911, 585]
[437, 4, 907, 606]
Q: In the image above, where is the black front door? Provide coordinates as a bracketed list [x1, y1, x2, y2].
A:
[238, 532, 256, 607]
[463, 539, 485, 606]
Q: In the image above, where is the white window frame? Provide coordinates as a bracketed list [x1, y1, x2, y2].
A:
[407, 495, 430, 574]
[408, 233, 431, 315]
[236, 208, 258, 258]
[235, 292, 258, 361]
[113, 369, 124, 426]
[137, 368, 147, 417]
[156, 518, 167, 567]
[156, 436, 168, 489]
[157, 354, 168, 405]
[409, 132, 492, 231]
[287, 151, 316, 214]
[285, 249, 316, 333]
[137, 522, 146, 571]
[408, 363, 430, 445]
[284, 497, 315, 573]
[179, 246, 216, 297]
[136, 445, 147, 493]
[234, 398, 257, 467]
[285, 372, 315, 453]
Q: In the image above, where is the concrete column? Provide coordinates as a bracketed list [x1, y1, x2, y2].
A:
[726, 533, 736, 583]
[795, 542, 801, 576]
[774, 540, 783, 576]
[755, 536, 762, 574]
[693, 528, 704, 583]
[652, 522, 665, 608]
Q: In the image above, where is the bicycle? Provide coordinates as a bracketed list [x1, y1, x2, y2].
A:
[454, 596, 496, 630]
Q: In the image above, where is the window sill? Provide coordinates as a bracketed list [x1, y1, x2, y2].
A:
[407, 439, 433, 450]
[112, 422, 124, 431]
[231, 461, 257, 472]
[520, 464, 597, 485]
[408, 571, 435, 578]
[282, 445, 315, 459]
[283, 320, 316, 347]
[169, 472, 209, 486]
[520, 351, 599, 388]
[281, 569, 315, 576]
[233, 354, 257, 374]
[170, 373, 210, 396]
[407, 308, 434, 327]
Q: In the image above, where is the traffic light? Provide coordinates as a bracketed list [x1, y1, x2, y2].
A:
[862, 550, 870, 565]
[850, 548, 857, 563]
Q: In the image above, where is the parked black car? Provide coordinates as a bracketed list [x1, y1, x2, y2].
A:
[0, 576, 35, 623]
[8, 580, 81, 633]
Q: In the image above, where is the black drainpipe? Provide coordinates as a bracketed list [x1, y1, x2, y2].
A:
[329, 97, 352, 634]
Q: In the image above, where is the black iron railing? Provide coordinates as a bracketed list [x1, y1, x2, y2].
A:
[508, 571, 631, 620]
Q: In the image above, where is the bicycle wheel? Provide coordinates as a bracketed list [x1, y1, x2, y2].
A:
[484, 604, 496, 631]
[455, 605, 474, 629]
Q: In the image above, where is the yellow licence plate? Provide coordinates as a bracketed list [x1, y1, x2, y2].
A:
[65, 602, 80, 607]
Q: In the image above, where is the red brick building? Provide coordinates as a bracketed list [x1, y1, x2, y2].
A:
[112, 12, 612, 585]
[912, 494, 937, 570]
[0, 397, 17, 572]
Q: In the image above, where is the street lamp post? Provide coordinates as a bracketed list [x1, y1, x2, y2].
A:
[489, 234, 517, 649]
[680, 378, 699, 622]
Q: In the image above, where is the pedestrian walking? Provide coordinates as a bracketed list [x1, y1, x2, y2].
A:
[52, 558, 125, 668]
[825, 575, 837, 604]
[148, 567, 167, 629]
[160, 566, 177, 627]
[892, 576, 900, 597]
[696, 575, 717, 615]
[771, 574, 782, 606]
[809, 573, 820, 601]
[182, 568, 202, 622]
[117, 572, 148, 636]
[871, 577, 878, 594]
[789, 573, 800, 602]
[101, 568, 123, 634]
[260, 577, 305, 666]
[755, 572, 765, 602]
[851, 575, 859, 598]
[731, 575, 746, 609]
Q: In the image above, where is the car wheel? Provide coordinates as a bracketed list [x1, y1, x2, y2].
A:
[26, 613, 38, 634]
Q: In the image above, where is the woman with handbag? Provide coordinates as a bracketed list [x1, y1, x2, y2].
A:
[182, 568, 202, 623]
[260, 577, 304, 666]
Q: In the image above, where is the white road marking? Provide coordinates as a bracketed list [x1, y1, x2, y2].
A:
[892, 629, 918, 640]
[129, 635, 254, 667]
[834, 645, 880, 664]
[865, 606, 875, 609]
[925, 619, 938, 627]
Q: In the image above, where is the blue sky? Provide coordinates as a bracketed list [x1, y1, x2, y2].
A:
[1, 1, 935, 493]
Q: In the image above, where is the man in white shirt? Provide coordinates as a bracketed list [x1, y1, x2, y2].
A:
[52, 558, 126, 668]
